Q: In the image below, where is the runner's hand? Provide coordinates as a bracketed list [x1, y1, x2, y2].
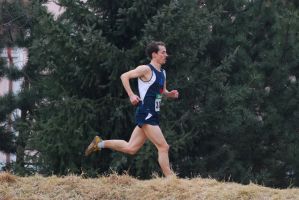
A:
[129, 94, 141, 106]
[168, 90, 179, 99]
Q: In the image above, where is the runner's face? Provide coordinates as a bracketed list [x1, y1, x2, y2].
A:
[153, 45, 168, 65]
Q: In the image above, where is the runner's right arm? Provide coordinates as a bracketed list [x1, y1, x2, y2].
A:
[120, 65, 150, 105]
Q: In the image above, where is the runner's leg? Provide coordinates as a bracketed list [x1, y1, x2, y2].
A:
[142, 124, 172, 177]
[103, 126, 147, 155]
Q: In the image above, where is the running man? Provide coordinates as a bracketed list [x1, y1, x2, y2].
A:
[85, 41, 179, 177]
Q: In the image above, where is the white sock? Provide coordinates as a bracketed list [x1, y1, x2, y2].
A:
[98, 141, 105, 149]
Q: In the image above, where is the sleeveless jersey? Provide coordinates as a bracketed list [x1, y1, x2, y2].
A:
[137, 64, 166, 115]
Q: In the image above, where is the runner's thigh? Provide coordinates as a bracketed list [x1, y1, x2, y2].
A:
[142, 124, 168, 147]
[128, 126, 147, 149]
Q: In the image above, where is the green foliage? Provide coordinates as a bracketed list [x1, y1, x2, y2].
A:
[0, 0, 31, 46]
[136, 0, 299, 187]
[0, 0, 37, 172]
[30, 97, 100, 175]
[0, 126, 15, 154]
[26, 0, 172, 177]
[1, 0, 299, 188]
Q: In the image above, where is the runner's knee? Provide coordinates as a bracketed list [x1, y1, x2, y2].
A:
[124, 146, 138, 155]
[158, 143, 169, 153]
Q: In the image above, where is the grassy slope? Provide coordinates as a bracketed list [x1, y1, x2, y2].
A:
[1, 172, 299, 200]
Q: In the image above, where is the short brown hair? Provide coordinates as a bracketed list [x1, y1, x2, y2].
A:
[145, 41, 166, 59]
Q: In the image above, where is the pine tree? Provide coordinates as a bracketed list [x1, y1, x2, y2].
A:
[0, 0, 32, 172]
[137, 0, 299, 187]
[2, 0, 298, 187]
[28, 0, 174, 175]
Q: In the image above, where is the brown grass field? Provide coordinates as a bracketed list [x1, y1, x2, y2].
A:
[1, 171, 299, 200]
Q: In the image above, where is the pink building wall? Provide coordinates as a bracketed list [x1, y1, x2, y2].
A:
[0, 79, 9, 96]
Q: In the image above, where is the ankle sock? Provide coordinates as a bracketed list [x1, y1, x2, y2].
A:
[98, 141, 105, 149]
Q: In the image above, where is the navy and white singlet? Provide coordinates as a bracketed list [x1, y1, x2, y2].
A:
[135, 63, 166, 127]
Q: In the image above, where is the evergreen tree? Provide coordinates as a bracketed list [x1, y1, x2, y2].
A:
[1, 0, 298, 188]
[132, 0, 219, 178]
[0, 0, 32, 172]
[136, 0, 299, 187]
[28, 0, 174, 175]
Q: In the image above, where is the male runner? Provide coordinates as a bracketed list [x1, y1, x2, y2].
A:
[85, 41, 179, 177]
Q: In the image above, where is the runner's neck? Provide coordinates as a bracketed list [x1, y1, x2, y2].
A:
[150, 62, 161, 72]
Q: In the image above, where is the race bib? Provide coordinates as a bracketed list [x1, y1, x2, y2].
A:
[155, 94, 162, 112]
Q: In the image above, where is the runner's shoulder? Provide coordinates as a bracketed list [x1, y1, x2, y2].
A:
[135, 65, 151, 74]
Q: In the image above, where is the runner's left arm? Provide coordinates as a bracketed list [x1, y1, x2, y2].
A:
[163, 80, 179, 99]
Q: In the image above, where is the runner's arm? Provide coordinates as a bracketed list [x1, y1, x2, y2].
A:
[120, 65, 150, 105]
[163, 80, 179, 99]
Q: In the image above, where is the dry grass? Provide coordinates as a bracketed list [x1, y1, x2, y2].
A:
[0, 172, 299, 200]
[0, 172, 17, 184]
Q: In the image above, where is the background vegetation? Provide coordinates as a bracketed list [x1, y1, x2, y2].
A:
[1, 0, 299, 188]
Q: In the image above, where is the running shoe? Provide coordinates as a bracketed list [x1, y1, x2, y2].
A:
[85, 136, 102, 156]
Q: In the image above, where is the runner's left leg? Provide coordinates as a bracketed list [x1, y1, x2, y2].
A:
[141, 124, 173, 177]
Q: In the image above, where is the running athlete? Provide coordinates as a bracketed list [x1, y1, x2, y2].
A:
[85, 41, 179, 177]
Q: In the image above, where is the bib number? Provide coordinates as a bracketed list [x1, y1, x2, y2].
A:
[155, 94, 162, 112]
